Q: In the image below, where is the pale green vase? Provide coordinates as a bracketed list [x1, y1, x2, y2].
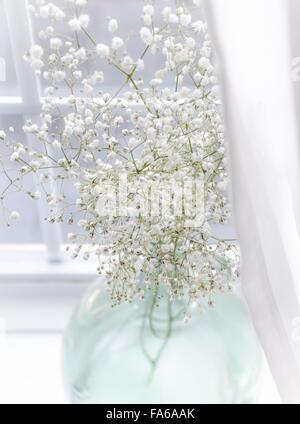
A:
[62, 281, 262, 404]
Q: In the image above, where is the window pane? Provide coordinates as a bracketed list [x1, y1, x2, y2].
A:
[0, 116, 43, 244]
[30, 0, 203, 91]
[0, 0, 19, 96]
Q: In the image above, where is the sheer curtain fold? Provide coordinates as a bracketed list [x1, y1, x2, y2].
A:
[201, 0, 300, 403]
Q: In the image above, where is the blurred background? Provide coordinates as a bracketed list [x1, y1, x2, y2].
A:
[0, 0, 280, 404]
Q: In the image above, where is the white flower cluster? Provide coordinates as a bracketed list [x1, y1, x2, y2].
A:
[0, 0, 239, 311]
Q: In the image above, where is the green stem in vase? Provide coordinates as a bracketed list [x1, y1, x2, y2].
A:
[147, 298, 173, 384]
[139, 288, 174, 384]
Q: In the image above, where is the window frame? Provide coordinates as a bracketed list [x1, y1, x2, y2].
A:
[1, 0, 63, 262]
[0, 0, 95, 332]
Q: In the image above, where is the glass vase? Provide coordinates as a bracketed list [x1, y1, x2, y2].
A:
[62, 280, 262, 404]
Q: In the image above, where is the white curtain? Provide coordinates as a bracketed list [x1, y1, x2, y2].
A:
[201, 0, 300, 403]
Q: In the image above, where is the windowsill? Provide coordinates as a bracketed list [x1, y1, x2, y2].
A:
[0, 258, 97, 284]
[0, 244, 98, 332]
[0, 281, 89, 333]
[0, 244, 98, 283]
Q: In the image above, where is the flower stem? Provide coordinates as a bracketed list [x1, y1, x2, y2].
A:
[139, 290, 174, 384]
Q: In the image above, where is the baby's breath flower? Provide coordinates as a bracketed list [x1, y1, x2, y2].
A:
[136, 59, 145, 71]
[50, 37, 63, 50]
[108, 18, 118, 33]
[10, 152, 20, 162]
[96, 44, 110, 59]
[0, 0, 239, 312]
[143, 5, 155, 16]
[10, 211, 20, 221]
[53, 70, 66, 82]
[26, 44, 44, 69]
[111, 36, 124, 50]
[69, 18, 81, 31]
[140, 27, 153, 45]
[69, 14, 89, 31]
[180, 13, 191, 26]
[39, 5, 51, 19]
[143, 14, 152, 26]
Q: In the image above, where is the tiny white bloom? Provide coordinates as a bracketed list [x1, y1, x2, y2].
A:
[143, 14, 152, 26]
[30, 45, 44, 59]
[50, 38, 63, 50]
[180, 14, 191, 27]
[69, 18, 81, 31]
[186, 37, 196, 49]
[54, 9, 65, 21]
[96, 43, 110, 58]
[194, 72, 202, 83]
[75, 47, 87, 61]
[10, 211, 20, 221]
[108, 18, 118, 33]
[143, 5, 154, 16]
[122, 55, 134, 71]
[10, 152, 20, 161]
[73, 70, 82, 79]
[136, 59, 145, 71]
[198, 57, 210, 69]
[140, 27, 153, 45]
[31, 191, 41, 200]
[39, 5, 50, 19]
[111, 37, 124, 50]
[192, 20, 204, 33]
[79, 14, 90, 28]
[53, 70, 66, 82]
[69, 15, 90, 31]
[31, 59, 44, 70]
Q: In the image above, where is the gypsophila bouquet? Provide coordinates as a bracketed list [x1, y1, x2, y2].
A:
[0, 0, 239, 317]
